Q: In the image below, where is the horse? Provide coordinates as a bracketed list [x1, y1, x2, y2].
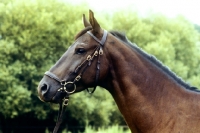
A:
[38, 10, 200, 133]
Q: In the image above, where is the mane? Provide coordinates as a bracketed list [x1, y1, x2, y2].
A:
[109, 31, 200, 92]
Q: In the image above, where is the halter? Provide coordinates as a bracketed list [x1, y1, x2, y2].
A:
[44, 30, 108, 133]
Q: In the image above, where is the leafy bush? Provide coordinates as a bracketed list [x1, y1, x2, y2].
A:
[84, 125, 131, 133]
[0, 0, 124, 132]
[112, 10, 200, 87]
[0, 0, 200, 133]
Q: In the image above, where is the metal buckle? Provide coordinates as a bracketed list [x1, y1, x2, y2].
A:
[99, 48, 103, 55]
[63, 98, 69, 106]
[61, 80, 67, 85]
[87, 55, 92, 61]
[58, 87, 64, 91]
[94, 51, 98, 56]
[75, 75, 81, 81]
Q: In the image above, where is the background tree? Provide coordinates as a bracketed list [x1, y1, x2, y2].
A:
[0, 0, 124, 132]
[0, 0, 200, 133]
[112, 10, 200, 87]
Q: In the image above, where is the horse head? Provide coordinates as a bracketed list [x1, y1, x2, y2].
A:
[37, 10, 110, 104]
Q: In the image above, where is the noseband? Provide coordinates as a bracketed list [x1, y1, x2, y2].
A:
[44, 30, 108, 133]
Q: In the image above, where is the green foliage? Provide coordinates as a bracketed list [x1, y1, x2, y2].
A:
[45, 125, 131, 133]
[0, 0, 86, 118]
[112, 10, 200, 87]
[0, 0, 123, 132]
[0, 0, 200, 132]
[84, 125, 131, 133]
[195, 24, 200, 33]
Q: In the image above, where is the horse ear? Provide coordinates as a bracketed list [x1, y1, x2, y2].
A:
[89, 10, 101, 34]
[82, 14, 91, 27]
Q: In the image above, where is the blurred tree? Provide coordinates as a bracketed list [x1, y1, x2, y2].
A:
[112, 11, 200, 88]
[194, 24, 200, 33]
[0, 0, 200, 133]
[0, 0, 122, 133]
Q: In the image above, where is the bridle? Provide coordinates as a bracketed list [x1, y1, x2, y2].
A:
[44, 30, 108, 133]
[44, 29, 107, 102]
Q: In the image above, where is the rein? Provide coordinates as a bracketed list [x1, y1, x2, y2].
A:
[44, 30, 108, 133]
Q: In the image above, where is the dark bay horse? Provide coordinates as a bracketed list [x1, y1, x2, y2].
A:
[38, 10, 200, 133]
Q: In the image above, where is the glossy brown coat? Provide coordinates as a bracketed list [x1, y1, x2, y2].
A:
[38, 10, 200, 133]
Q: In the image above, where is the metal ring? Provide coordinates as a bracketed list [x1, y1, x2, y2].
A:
[63, 98, 69, 106]
[75, 75, 81, 81]
[63, 82, 76, 94]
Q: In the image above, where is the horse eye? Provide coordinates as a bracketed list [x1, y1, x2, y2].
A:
[76, 48, 86, 54]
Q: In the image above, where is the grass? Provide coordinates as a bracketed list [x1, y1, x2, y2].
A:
[46, 125, 131, 133]
[84, 125, 131, 133]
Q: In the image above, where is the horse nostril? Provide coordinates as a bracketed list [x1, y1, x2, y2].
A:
[41, 84, 49, 95]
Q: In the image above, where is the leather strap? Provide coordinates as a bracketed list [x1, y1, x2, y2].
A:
[87, 30, 107, 46]
[45, 71, 61, 82]
[44, 30, 108, 133]
[53, 102, 67, 133]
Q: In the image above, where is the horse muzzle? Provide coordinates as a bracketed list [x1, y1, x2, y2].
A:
[37, 76, 67, 103]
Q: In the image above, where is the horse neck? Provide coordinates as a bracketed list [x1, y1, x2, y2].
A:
[103, 37, 199, 132]
[104, 38, 179, 98]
